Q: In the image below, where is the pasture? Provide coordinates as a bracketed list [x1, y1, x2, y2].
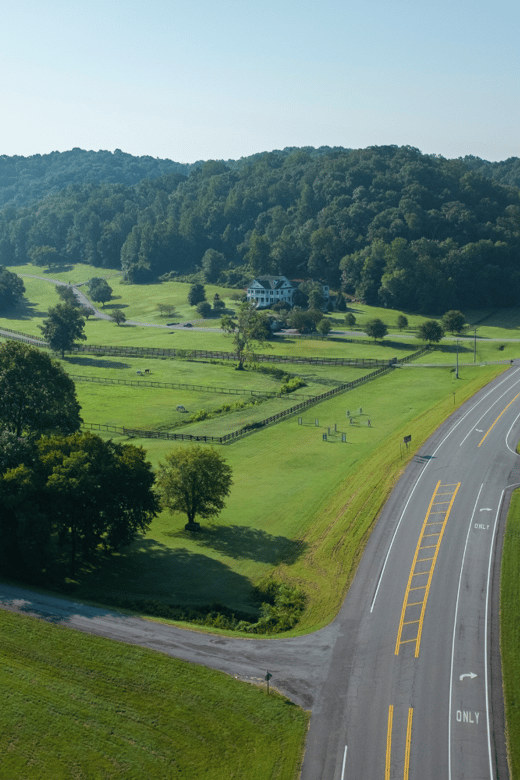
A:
[0, 610, 307, 780]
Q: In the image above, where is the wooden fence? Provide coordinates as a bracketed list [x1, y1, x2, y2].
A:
[82, 363, 394, 444]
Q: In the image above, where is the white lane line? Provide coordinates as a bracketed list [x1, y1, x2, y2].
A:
[448, 483, 483, 780]
[505, 411, 520, 454]
[340, 744, 347, 780]
[484, 492, 504, 779]
[371, 369, 520, 612]
[459, 375, 520, 447]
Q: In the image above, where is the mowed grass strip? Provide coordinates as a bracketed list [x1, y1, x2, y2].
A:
[501, 489, 520, 779]
[0, 610, 308, 780]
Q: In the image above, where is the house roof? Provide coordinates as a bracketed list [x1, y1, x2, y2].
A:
[248, 276, 294, 290]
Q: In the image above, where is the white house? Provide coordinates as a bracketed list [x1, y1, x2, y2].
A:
[247, 276, 330, 308]
[246, 276, 296, 308]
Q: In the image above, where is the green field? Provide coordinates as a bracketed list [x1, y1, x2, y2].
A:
[501, 490, 520, 779]
[0, 268, 511, 630]
[0, 610, 307, 780]
[2, 265, 520, 779]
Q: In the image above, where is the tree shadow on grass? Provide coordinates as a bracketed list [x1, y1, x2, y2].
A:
[65, 355, 131, 369]
[167, 524, 307, 565]
[71, 537, 257, 612]
[4, 299, 47, 320]
[103, 302, 129, 310]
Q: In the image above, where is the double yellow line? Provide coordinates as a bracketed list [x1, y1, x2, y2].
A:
[386, 706, 413, 780]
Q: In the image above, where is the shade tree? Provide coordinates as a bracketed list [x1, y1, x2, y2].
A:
[417, 319, 444, 344]
[39, 303, 87, 358]
[221, 301, 270, 369]
[157, 445, 232, 531]
[0, 341, 82, 437]
[364, 318, 388, 340]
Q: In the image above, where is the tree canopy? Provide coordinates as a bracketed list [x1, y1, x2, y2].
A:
[0, 266, 25, 310]
[88, 277, 113, 306]
[0, 341, 82, 437]
[417, 320, 444, 344]
[221, 301, 270, 369]
[441, 310, 465, 334]
[365, 318, 388, 340]
[156, 446, 232, 530]
[0, 431, 158, 577]
[39, 303, 87, 357]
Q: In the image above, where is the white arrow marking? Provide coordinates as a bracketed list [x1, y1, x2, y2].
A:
[460, 672, 477, 681]
[480, 508, 492, 512]
[475, 429, 484, 432]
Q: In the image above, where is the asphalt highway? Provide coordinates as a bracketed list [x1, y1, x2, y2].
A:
[301, 364, 520, 780]
[0, 358, 518, 779]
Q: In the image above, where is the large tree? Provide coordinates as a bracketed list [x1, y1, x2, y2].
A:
[417, 319, 444, 344]
[0, 266, 25, 310]
[364, 318, 388, 341]
[39, 303, 87, 357]
[221, 301, 270, 369]
[441, 310, 465, 334]
[56, 284, 79, 307]
[157, 445, 232, 531]
[0, 341, 82, 437]
[0, 431, 49, 573]
[38, 432, 159, 576]
[87, 277, 113, 307]
[187, 282, 206, 306]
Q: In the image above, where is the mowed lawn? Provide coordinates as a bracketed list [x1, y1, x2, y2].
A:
[0, 610, 308, 780]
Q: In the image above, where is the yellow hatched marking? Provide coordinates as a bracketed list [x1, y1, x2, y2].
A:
[403, 619, 420, 625]
[385, 705, 393, 780]
[404, 708, 413, 780]
[417, 556, 434, 562]
[395, 481, 460, 656]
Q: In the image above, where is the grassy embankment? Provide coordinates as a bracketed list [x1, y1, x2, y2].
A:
[501, 490, 520, 779]
[0, 610, 307, 780]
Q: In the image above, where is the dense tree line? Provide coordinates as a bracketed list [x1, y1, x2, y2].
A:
[1, 145, 520, 310]
[0, 147, 192, 208]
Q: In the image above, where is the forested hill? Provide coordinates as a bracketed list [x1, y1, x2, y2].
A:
[2, 144, 520, 311]
[0, 148, 193, 208]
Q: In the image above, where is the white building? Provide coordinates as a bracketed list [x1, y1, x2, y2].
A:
[246, 276, 330, 308]
[246, 276, 296, 308]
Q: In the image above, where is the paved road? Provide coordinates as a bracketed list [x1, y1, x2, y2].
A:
[300, 364, 520, 780]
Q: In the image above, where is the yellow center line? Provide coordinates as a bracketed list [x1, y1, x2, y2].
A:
[478, 393, 520, 447]
[404, 708, 413, 779]
[386, 705, 393, 780]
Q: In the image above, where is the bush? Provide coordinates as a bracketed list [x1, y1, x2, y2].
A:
[280, 377, 306, 394]
[196, 300, 212, 317]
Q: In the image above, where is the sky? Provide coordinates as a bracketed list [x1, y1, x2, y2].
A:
[1, 0, 519, 163]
